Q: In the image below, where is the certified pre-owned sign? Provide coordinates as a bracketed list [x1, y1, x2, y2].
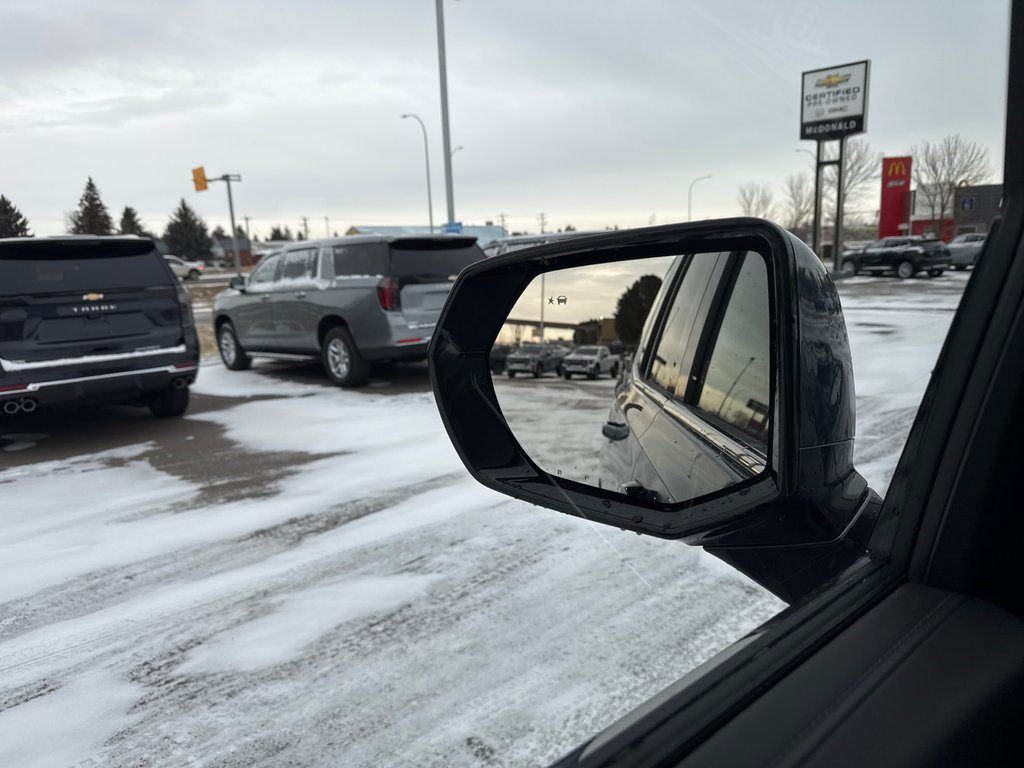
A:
[801, 60, 870, 141]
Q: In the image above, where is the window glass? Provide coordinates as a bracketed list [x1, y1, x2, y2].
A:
[695, 253, 771, 447]
[249, 254, 281, 285]
[646, 255, 720, 394]
[282, 248, 316, 282]
[333, 244, 386, 277]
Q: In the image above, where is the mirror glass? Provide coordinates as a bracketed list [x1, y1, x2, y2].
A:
[491, 250, 772, 505]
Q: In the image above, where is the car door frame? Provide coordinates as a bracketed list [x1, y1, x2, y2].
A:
[272, 246, 321, 352]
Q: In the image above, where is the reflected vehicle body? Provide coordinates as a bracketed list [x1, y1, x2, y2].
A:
[599, 251, 771, 503]
[482, 230, 603, 258]
[563, 345, 620, 380]
[504, 343, 565, 378]
[948, 232, 987, 269]
[163, 254, 205, 280]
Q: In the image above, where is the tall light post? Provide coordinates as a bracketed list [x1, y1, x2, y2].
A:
[435, 0, 456, 225]
[687, 174, 712, 222]
[401, 113, 434, 233]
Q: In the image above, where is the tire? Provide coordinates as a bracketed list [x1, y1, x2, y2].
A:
[610, 363, 619, 378]
[928, 269, 944, 277]
[588, 366, 598, 380]
[149, 384, 190, 418]
[955, 265, 967, 271]
[532, 364, 541, 378]
[563, 371, 572, 380]
[217, 322, 252, 370]
[840, 260, 859, 277]
[187, 268, 201, 280]
[897, 260, 915, 279]
[507, 371, 516, 378]
[321, 326, 369, 387]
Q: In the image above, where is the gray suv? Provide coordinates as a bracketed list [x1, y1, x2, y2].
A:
[213, 235, 485, 386]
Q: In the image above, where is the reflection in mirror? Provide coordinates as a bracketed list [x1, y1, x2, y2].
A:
[491, 250, 772, 506]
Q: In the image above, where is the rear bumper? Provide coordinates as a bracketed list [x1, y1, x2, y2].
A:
[0, 360, 198, 408]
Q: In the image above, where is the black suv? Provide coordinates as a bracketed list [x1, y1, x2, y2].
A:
[213, 235, 485, 387]
[0, 237, 199, 418]
[840, 235, 952, 278]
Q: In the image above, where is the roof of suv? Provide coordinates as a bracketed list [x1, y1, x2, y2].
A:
[274, 234, 479, 249]
[0, 235, 157, 246]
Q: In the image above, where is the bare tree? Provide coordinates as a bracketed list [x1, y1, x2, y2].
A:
[909, 134, 991, 223]
[782, 173, 815, 232]
[822, 138, 882, 222]
[737, 183, 777, 219]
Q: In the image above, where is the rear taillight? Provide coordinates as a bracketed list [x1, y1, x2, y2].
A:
[377, 277, 402, 311]
[177, 285, 194, 328]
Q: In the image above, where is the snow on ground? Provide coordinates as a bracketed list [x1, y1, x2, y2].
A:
[0, 273, 966, 767]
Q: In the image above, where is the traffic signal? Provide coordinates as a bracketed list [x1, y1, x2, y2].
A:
[192, 166, 208, 192]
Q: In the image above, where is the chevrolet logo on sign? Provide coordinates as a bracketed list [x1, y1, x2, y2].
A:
[82, 292, 104, 301]
[815, 73, 851, 89]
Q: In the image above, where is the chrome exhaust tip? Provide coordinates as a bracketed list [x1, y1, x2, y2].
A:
[20, 398, 37, 414]
[2, 400, 21, 415]
[172, 377, 189, 390]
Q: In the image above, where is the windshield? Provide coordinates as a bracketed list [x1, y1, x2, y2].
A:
[0, 1, 1010, 766]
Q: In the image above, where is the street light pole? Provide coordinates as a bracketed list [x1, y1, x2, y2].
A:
[401, 113, 434, 233]
[687, 174, 712, 222]
[206, 174, 243, 278]
[435, 0, 456, 225]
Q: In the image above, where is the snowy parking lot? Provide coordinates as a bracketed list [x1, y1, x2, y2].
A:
[0, 272, 967, 767]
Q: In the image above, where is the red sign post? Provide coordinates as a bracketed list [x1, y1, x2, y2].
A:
[879, 156, 912, 237]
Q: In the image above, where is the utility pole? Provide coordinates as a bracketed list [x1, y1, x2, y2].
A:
[300, 217, 309, 240]
[498, 213, 508, 233]
[242, 216, 251, 240]
[435, 0, 456, 224]
[324, 216, 330, 237]
[537, 212, 547, 234]
[192, 167, 243, 277]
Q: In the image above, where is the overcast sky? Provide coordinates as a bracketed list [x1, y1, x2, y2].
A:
[1, 0, 1010, 239]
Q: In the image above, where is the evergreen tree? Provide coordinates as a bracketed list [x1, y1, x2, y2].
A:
[211, 225, 227, 239]
[296, 230, 306, 241]
[0, 195, 32, 237]
[614, 275, 663, 346]
[235, 225, 247, 240]
[118, 206, 152, 237]
[163, 199, 213, 261]
[68, 177, 114, 235]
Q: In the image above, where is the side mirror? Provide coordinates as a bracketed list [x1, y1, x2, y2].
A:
[428, 220, 878, 603]
[229, 276, 246, 291]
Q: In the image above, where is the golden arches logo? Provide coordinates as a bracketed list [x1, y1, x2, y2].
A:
[887, 160, 908, 176]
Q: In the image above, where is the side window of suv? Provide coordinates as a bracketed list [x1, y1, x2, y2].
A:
[333, 244, 386, 277]
[281, 248, 317, 283]
[248, 253, 282, 291]
[644, 255, 722, 395]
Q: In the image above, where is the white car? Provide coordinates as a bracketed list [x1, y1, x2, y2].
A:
[164, 254, 205, 280]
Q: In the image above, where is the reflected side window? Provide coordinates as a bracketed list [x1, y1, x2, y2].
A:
[645, 255, 722, 395]
[693, 253, 771, 448]
[248, 254, 281, 290]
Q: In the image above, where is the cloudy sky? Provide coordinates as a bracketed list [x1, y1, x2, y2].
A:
[1, 0, 1010, 239]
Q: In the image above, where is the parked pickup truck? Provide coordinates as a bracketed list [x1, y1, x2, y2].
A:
[504, 344, 566, 378]
[562, 345, 620, 380]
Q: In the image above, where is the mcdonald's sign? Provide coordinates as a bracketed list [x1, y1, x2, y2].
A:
[879, 156, 912, 237]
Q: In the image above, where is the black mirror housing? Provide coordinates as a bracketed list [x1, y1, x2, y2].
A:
[428, 220, 879, 602]
[229, 276, 246, 291]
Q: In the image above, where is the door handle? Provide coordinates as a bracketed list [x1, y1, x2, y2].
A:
[294, 292, 307, 299]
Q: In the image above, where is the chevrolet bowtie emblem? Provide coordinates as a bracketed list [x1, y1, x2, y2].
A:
[82, 292, 104, 301]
